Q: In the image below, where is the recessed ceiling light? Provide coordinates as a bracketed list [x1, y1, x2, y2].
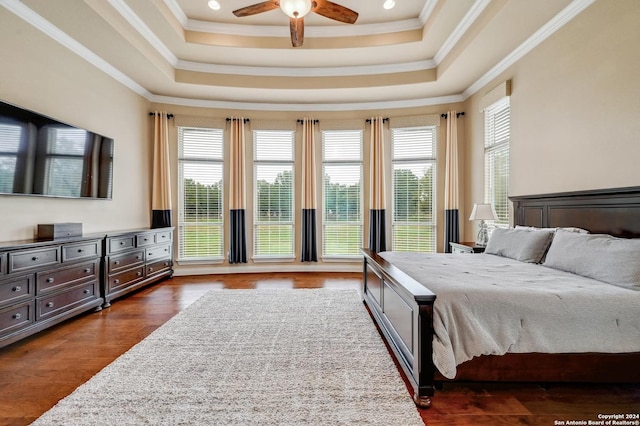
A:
[383, 0, 395, 10]
[208, 0, 221, 11]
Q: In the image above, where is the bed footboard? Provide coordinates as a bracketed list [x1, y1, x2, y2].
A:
[361, 248, 436, 408]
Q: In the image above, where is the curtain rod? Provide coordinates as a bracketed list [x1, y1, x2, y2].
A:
[149, 112, 174, 118]
[226, 118, 250, 123]
[296, 119, 319, 124]
[441, 112, 465, 118]
[365, 117, 389, 123]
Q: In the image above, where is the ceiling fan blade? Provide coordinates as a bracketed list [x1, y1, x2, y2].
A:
[233, 1, 279, 17]
[311, 0, 358, 24]
[290, 17, 304, 47]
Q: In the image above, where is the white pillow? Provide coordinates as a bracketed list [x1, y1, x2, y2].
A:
[543, 229, 640, 289]
[485, 228, 555, 263]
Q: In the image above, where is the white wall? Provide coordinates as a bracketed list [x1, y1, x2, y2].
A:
[462, 0, 640, 240]
[0, 8, 151, 241]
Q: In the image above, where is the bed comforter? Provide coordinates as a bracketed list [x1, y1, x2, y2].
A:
[379, 252, 640, 379]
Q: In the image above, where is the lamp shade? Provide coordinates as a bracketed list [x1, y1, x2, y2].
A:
[469, 203, 498, 221]
[280, 0, 312, 18]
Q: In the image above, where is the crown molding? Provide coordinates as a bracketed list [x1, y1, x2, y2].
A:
[176, 59, 437, 77]
[434, 0, 491, 65]
[463, 0, 597, 99]
[186, 17, 423, 38]
[148, 93, 466, 112]
[0, 0, 152, 98]
[1, 0, 597, 112]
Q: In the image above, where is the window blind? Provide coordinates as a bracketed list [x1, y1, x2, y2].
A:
[44, 128, 87, 197]
[322, 130, 363, 257]
[0, 123, 21, 193]
[253, 130, 294, 258]
[391, 126, 436, 252]
[484, 99, 510, 226]
[177, 127, 224, 260]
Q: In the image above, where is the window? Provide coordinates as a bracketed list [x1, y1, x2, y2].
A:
[322, 130, 363, 257]
[253, 130, 294, 258]
[43, 127, 88, 197]
[177, 127, 224, 261]
[0, 122, 22, 193]
[484, 98, 510, 227]
[391, 126, 437, 252]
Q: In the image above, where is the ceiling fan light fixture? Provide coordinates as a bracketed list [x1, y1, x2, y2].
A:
[383, 0, 396, 10]
[279, 0, 312, 18]
[207, 0, 221, 11]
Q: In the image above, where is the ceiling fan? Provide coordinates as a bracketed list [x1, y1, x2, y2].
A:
[232, 0, 359, 47]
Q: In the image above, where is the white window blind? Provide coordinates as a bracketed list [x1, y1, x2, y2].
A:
[322, 130, 363, 257]
[391, 126, 436, 252]
[484, 98, 510, 226]
[177, 127, 224, 260]
[253, 130, 294, 258]
[43, 128, 89, 197]
[0, 123, 21, 193]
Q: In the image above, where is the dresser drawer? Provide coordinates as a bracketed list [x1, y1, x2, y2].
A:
[136, 232, 155, 247]
[154, 230, 172, 244]
[108, 236, 136, 254]
[0, 300, 34, 336]
[0, 252, 5, 275]
[0, 275, 34, 307]
[146, 258, 172, 277]
[62, 241, 100, 263]
[107, 250, 144, 274]
[37, 281, 99, 321]
[36, 260, 98, 294]
[146, 244, 171, 262]
[9, 247, 60, 273]
[108, 266, 144, 293]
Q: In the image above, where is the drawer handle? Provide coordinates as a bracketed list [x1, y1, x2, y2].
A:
[84, 268, 91, 273]
[143, 238, 149, 242]
[13, 313, 22, 320]
[136, 271, 142, 277]
[161, 235, 166, 238]
[114, 260, 120, 265]
[12, 286, 22, 292]
[137, 255, 142, 260]
[46, 302, 54, 308]
[114, 279, 120, 284]
[32, 256, 39, 261]
[120, 241, 125, 245]
[148, 252, 153, 256]
[83, 289, 90, 294]
[148, 267, 154, 272]
[46, 278, 54, 283]
[77, 249, 83, 253]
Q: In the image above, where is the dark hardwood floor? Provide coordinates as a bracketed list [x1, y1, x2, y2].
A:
[0, 273, 638, 425]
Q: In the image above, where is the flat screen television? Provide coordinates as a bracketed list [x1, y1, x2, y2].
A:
[0, 100, 113, 199]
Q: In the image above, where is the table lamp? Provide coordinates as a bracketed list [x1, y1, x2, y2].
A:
[469, 203, 498, 246]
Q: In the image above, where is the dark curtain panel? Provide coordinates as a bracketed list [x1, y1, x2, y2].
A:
[151, 210, 172, 229]
[301, 209, 317, 262]
[229, 209, 247, 264]
[369, 209, 386, 253]
[444, 209, 460, 253]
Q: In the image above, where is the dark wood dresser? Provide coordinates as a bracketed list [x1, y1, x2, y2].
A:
[0, 236, 104, 348]
[102, 227, 173, 307]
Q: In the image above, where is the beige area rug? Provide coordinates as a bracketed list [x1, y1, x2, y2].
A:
[32, 289, 424, 425]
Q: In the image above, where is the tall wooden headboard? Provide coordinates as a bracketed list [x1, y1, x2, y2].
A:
[510, 186, 640, 238]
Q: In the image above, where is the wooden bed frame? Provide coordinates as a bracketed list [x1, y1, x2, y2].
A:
[362, 186, 640, 408]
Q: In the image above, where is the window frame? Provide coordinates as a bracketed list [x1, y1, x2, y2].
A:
[252, 129, 295, 261]
[484, 98, 511, 228]
[176, 126, 225, 262]
[321, 129, 364, 260]
[390, 125, 437, 253]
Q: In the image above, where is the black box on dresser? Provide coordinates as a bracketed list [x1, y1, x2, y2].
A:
[37, 223, 83, 240]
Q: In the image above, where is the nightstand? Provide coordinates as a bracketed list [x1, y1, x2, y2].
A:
[450, 241, 486, 254]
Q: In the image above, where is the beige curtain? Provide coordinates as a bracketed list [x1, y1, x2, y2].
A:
[228, 117, 247, 263]
[444, 111, 460, 252]
[301, 118, 318, 261]
[151, 111, 172, 228]
[368, 117, 386, 252]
